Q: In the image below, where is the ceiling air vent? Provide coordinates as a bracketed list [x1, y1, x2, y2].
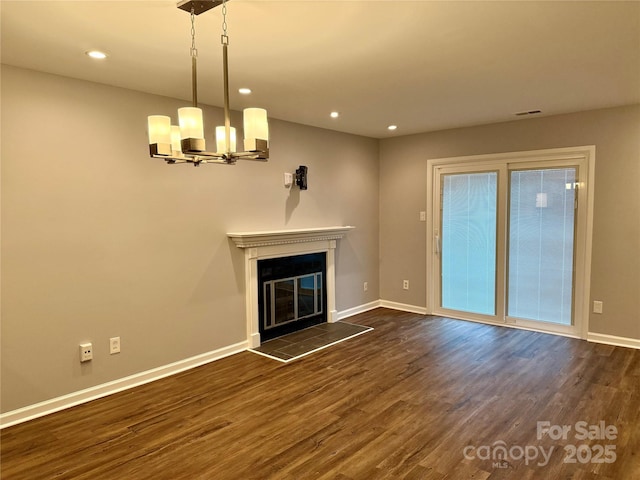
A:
[515, 110, 542, 117]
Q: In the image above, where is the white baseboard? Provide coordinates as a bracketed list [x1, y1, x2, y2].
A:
[13, 310, 634, 430]
[379, 300, 428, 315]
[0, 340, 248, 430]
[337, 300, 381, 320]
[587, 332, 640, 350]
[367, 303, 640, 350]
[0, 301, 398, 429]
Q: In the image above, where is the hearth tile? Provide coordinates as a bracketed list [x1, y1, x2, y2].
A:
[278, 326, 325, 343]
[274, 342, 317, 356]
[253, 338, 294, 354]
[249, 321, 373, 362]
[264, 350, 294, 361]
[301, 335, 338, 349]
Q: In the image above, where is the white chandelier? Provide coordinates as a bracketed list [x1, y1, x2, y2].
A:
[147, 0, 269, 166]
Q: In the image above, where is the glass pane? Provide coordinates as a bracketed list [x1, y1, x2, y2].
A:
[274, 279, 295, 325]
[297, 275, 316, 318]
[441, 172, 497, 315]
[508, 169, 576, 325]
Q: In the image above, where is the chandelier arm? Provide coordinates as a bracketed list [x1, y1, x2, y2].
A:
[153, 154, 229, 165]
[160, 157, 188, 164]
[229, 151, 269, 161]
[152, 151, 266, 163]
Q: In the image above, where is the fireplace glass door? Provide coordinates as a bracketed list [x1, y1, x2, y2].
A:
[263, 273, 323, 330]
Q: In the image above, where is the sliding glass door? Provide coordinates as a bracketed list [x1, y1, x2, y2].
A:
[507, 168, 577, 326]
[431, 154, 588, 337]
[441, 171, 498, 316]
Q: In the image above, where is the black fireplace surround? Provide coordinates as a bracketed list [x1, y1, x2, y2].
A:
[257, 253, 327, 342]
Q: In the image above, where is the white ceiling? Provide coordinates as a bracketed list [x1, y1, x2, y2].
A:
[2, 0, 639, 138]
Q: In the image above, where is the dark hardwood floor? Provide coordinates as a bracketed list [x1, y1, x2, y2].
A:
[2, 308, 639, 479]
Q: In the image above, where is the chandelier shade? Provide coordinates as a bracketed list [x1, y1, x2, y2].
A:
[243, 108, 269, 152]
[178, 107, 204, 141]
[178, 107, 205, 152]
[147, 115, 172, 156]
[216, 126, 237, 152]
[170, 126, 183, 155]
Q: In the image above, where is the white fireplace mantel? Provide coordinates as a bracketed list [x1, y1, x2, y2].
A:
[228, 226, 355, 347]
[228, 226, 355, 248]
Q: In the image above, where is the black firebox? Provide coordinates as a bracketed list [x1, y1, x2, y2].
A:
[257, 253, 327, 342]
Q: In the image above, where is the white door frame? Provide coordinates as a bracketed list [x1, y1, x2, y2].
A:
[426, 146, 595, 339]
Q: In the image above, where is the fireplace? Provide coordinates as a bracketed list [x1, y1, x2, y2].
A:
[258, 253, 327, 341]
[228, 226, 354, 347]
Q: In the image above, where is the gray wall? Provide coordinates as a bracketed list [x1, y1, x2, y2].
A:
[1, 65, 380, 412]
[3, 63, 638, 415]
[379, 104, 640, 340]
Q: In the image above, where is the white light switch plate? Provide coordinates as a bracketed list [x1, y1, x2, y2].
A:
[284, 172, 293, 187]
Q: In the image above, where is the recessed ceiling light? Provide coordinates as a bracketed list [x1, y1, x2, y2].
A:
[238, 88, 252, 95]
[86, 50, 107, 59]
[387, 125, 398, 131]
[330, 111, 339, 118]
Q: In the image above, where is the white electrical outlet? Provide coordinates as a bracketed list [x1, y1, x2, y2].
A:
[110, 336, 121, 354]
[403, 280, 409, 290]
[420, 211, 426, 221]
[364, 282, 368, 292]
[79, 343, 93, 362]
[593, 301, 603, 314]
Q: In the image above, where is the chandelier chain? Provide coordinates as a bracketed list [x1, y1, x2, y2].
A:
[221, 0, 228, 44]
[190, 8, 197, 57]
